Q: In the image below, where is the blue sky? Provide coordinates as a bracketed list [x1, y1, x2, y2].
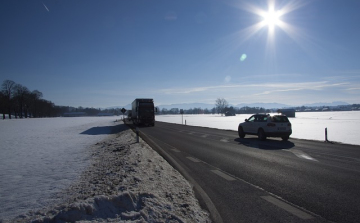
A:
[1, 0, 360, 108]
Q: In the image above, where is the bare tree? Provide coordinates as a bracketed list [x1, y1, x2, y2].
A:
[0, 91, 5, 119]
[28, 90, 43, 117]
[215, 98, 229, 116]
[1, 80, 16, 119]
[13, 84, 30, 118]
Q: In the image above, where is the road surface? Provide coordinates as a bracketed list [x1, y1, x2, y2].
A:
[131, 121, 360, 223]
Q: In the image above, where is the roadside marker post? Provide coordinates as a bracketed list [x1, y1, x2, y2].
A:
[136, 127, 139, 143]
[325, 127, 328, 142]
[180, 109, 184, 125]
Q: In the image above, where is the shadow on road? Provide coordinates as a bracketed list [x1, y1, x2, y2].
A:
[234, 137, 295, 150]
[80, 123, 128, 135]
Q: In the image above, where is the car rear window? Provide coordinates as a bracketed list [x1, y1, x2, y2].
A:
[271, 116, 289, 122]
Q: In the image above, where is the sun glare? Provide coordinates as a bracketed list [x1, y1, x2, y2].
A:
[231, 0, 307, 42]
[226, 0, 308, 63]
[261, 9, 282, 29]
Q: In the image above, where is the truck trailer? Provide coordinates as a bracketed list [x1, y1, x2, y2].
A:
[131, 98, 156, 126]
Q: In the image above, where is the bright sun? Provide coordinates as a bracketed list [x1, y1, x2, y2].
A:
[261, 9, 282, 29]
[232, 0, 306, 45]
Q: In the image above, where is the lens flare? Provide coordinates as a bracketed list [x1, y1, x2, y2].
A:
[240, 54, 247, 62]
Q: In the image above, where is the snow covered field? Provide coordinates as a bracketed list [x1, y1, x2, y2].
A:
[156, 111, 360, 146]
[0, 117, 209, 222]
[0, 117, 120, 220]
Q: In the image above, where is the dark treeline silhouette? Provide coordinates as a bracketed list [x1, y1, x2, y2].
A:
[158, 107, 215, 115]
[0, 80, 121, 119]
[157, 106, 270, 115]
[157, 98, 270, 115]
[0, 80, 55, 119]
[63, 106, 122, 116]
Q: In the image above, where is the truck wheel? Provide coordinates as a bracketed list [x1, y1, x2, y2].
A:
[281, 136, 289, 141]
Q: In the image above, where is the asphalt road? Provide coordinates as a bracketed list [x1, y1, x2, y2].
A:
[133, 121, 360, 223]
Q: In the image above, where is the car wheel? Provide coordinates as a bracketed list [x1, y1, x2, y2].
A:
[281, 136, 289, 141]
[238, 126, 245, 138]
[258, 129, 266, 141]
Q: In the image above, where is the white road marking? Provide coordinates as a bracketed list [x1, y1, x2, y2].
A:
[284, 149, 318, 162]
[220, 138, 229, 143]
[172, 149, 181, 152]
[211, 170, 236, 181]
[187, 157, 202, 162]
[303, 150, 360, 163]
[188, 132, 195, 135]
[201, 134, 209, 138]
[261, 196, 313, 220]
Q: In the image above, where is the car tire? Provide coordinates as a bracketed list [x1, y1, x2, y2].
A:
[238, 126, 245, 138]
[258, 129, 266, 141]
[281, 136, 289, 141]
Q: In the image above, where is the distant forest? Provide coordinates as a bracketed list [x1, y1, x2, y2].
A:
[0, 80, 121, 119]
[157, 106, 271, 115]
[0, 79, 271, 120]
[2, 79, 358, 120]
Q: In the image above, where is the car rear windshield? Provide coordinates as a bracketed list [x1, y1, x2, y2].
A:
[271, 116, 289, 122]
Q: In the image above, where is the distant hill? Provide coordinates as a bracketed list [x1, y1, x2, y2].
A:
[235, 103, 292, 109]
[106, 104, 131, 110]
[302, 101, 349, 107]
[157, 103, 215, 110]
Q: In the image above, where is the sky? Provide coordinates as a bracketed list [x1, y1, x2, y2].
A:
[1, 0, 360, 108]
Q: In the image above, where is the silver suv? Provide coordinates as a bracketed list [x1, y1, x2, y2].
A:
[238, 114, 292, 141]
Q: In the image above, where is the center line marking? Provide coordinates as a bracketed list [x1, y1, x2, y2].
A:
[172, 149, 180, 152]
[283, 149, 318, 162]
[201, 134, 209, 138]
[211, 170, 236, 181]
[187, 157, 202, 162]
[261, 196, 313, 220]
[220, 138, 229, 143]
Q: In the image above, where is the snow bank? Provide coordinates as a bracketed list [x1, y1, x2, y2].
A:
[0, 117, 121, 220]
[7, 126, 210, 222]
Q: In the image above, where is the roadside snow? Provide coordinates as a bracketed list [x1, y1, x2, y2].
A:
[0, 118, 210, 222]
[9, 127, 210, 222]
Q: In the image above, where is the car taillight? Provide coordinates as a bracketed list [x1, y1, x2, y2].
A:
[267, 123, 276, 127]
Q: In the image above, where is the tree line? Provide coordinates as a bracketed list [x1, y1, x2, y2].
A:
[0, 80, 56, 119]
[157, 106, 269, 115]
[0, 80, 122, 120]
[157, 98, 270, 115]
[1, 82, 273, 119]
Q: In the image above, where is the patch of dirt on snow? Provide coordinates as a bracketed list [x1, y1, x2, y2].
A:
[9, 126, 210, 223]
